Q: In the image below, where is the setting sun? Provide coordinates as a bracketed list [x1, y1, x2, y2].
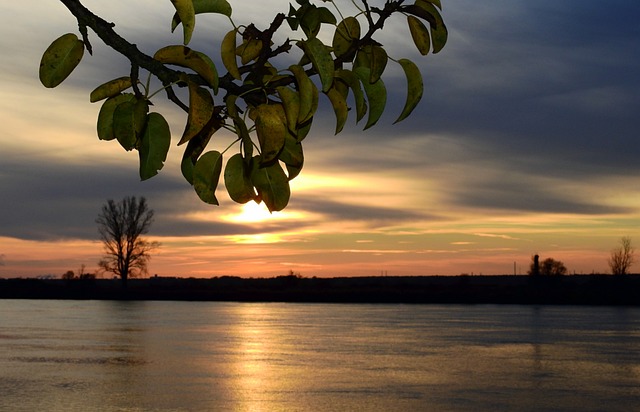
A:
[221, 201, 283, 224]
[221, 201, 310, 224]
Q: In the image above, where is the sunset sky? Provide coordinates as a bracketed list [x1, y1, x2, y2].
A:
[1, 0, 639, 278]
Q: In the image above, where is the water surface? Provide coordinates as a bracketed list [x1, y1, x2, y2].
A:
[1, 300, 639, 411]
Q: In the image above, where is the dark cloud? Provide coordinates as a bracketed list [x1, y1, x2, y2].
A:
[0, 154, 192, 241]
[292, 196, 438, 225]
[367, 0, 640, 196]
[305, 0, 640, 192]
[449, 178, 632, 215]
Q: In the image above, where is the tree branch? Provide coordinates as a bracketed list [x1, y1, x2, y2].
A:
[59, 0, 182, 86]
[58, 0, 270, 109]
[333, 0, 405, 67]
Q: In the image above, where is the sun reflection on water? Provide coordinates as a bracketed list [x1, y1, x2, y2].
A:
[231, 304, 275, 409]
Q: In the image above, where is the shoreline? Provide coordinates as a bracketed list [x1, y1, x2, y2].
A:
[2, 275, 640, 305]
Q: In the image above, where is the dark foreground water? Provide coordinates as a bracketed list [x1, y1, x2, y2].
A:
[1, 300, 639, 411]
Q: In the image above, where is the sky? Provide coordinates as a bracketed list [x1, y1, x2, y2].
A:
[1, 0, 639, 278]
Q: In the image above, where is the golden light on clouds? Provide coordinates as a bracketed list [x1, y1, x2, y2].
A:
[292, 170, 424, 204]
[292, 173, 351, 189]
[227, 233, 285, 245]
[220, 201, 303, 224]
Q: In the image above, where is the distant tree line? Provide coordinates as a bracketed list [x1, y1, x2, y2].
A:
[62, 264, 96, 280]
[528, 254, 567, 276]
[528, 237, 635, 276]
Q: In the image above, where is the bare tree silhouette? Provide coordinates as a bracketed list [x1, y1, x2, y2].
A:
[608, 236, 634, 275]
[96, 196, 159, 286]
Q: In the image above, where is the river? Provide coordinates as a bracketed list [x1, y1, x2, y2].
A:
[1, 300, 639, 411]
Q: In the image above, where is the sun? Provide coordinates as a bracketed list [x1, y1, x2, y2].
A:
[222, 201, 278, 224]
[220, 199, 310, 225]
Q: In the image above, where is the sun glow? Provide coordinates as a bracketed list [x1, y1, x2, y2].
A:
[228, 233, 284, 244]
[221, 201, 306, 224]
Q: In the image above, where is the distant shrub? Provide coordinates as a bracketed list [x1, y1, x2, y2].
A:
[528, 255, 567, 276]
[541, 258, 567, 276]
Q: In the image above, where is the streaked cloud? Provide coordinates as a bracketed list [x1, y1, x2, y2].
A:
[1, 0, 639, 277]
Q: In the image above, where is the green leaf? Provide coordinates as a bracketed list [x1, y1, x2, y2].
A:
[170, 0, 195, 45]
[236, 120, 254, 162]
[354, 67, 386, 130]
[402, 4, 437, 27]
[332, 17, 360, 60]
[317, 7, 336, 25]
[113, 98, 149, 151]
[139, 112, 171, 180]
[353, 47, 370, 71]
[181, 156, 195, 185]
[420, 0, 442, 10]
[194, 0, 232, 16]
[394, 59, 423, 124]
[224, 153, 256, 204]
[253, 104, 287, 165]
[113, 101, 137, 151]
[296, 117, 313, 142]
[298, 38, 334, 93]
[39, 33, 84, 88]
[289, 64, 318, 124]
[408, 15, 431, 56]
[236, 38, 263, 65]
[287, 4, 300, 30]
[193, 150, 223, 205]
[333, 76, 349, 100]
[299, 5, 321, 38]
[285, 163, 303, 182]
[251, 157, 291, 212]
[180, 110, 220, 184]
[97, 93, 135, 141]
[276, 86, 301, 134]
[324, 86, 348, 134]
[171, 0, 232, 31]
[335, 69, 367, 123]
[180, 82, 214, 145]
[195, 51, 220, 93]
[181, 132, 213, 184]
[90, 77, 132, 103]
[226, 95, 253, 161]
[154, 46, 219, 92]
[416, 0, 448, 53]
[221, 29, 241, 80]
[279, 134, 304, 180]
[369, 45, 388, 83]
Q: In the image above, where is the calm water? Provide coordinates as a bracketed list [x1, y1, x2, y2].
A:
[1, 300, 639, 411]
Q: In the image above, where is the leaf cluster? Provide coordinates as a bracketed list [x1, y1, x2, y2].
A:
[41, 0, 447, 212]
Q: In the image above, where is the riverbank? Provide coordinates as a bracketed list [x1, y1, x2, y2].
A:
[2, 275, 640, 305]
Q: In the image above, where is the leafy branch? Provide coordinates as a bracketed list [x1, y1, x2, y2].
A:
[41, 0, 448, 212]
